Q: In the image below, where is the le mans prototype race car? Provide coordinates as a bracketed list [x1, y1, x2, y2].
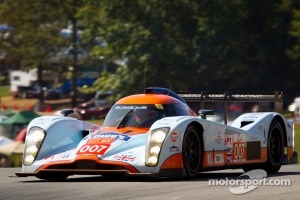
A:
[16, 87, 297, 180]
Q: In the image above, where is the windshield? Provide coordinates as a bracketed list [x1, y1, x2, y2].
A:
[35, 120, 84, 161]
[103, 103, 192, 128]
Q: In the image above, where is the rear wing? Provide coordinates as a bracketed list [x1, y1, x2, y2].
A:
[179, 91, 283, 125]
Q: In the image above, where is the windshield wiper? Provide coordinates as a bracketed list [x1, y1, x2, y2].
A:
[117, 109, 134, 129]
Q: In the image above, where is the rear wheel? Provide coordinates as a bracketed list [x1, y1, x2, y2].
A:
[264, 120, 284, 173]
[243, 119, 284, 173]
[182, 125, 203, 178]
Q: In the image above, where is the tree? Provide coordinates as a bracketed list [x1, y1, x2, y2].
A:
[0, 0, 89, 107]
[0, 0, 68, 104]
[81, 0, 299, 104]
[1, 0, 300, 106]
[286, 0, 300, 102]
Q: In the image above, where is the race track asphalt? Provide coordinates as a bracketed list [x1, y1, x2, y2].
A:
[1, 164, 300, 200]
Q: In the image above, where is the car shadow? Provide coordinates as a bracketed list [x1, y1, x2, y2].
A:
[17, 169, 300, 183]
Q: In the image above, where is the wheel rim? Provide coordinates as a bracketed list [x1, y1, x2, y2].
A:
[183, 131, 200, 172]
[269, 127, 283, 164]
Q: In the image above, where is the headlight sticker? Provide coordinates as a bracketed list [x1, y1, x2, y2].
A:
[171, 132, 178, 142]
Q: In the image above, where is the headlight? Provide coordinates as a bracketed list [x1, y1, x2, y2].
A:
[147, 156, 158, 166]
[23, 127, 46, 166]
[146, 127, 169, 166]
[150, 146, 161, 154]
[150, 130, 167, 143]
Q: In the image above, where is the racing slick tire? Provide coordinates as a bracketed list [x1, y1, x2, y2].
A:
[243, 119, 284, 174]
[182, 125, 203, 178]
[264, 119, 285, 173]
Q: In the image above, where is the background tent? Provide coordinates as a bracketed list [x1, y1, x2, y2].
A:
[0, 141, 24, 156]
[0, 136, 13, 146]
[0, 109, 15, 122]
[0, 111, 39, 139]
[0, 141, 24, 167]
[0, 109, 15, 118]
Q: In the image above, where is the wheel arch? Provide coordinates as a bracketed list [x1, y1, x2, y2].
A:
[181, 121, 205, 177]
[187, 121, 204, 149]
[272, 115, 287, 147]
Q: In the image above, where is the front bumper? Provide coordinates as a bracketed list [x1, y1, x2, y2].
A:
[15, 169, 154, 178]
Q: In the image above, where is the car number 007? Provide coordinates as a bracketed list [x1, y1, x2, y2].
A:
[233, 142, 245, 160]
[78, 144, 109, 154]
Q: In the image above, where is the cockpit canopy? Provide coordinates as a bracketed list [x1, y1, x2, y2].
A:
[103, 103, 194, 128]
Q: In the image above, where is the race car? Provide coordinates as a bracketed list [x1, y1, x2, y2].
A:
[16, 87, 297, 180]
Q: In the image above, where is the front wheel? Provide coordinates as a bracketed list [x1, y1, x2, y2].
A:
[182, 125, 203, 178]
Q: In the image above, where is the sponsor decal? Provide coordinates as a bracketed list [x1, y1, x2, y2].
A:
[171, 132, 178, 142]
[242, 114, 259, 119]
[237, 135, 244, 142]
[37, 116, 65, 122]
[224, 135, 232, 147]
[263, 130, 267, 144]
[99, 138, 115, 144]
[169, 146, 179, 152]
[115, 105, 147, 110]
[226, 148, 233, 155]
[207, 153, 224, 165]
[215, 132, 223, 144]
[233, 142, 246, 162]
[226, 156, 233, 163]
[257, 126, 264, 131]
[155, 104, 164, 109]
[50, 117, 65, 121]
[214, 153, 224, 164]
[92, 132, 131, 141]
[77, 144, 110, 156]
[226, 148, 233, 162]
[44, 154, 71, 160]
[176, 116, 192, 121]
[113, 154, 136, 162]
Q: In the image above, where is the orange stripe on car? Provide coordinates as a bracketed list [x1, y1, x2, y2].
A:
[116, 94, 180, 104]
[37, 155, 140, 173]
[160, 153, 183, 169]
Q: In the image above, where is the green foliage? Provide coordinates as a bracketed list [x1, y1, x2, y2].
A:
[0, 75, 5, 84]
[79, 0, 300, 100]
[1, 0, 300, 103]
[0, 0, 68, 70]
[0, 85, 9, 97]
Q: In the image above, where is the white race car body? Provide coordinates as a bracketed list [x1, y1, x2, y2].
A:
[16, 88, 297, 179]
